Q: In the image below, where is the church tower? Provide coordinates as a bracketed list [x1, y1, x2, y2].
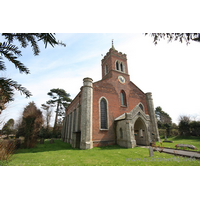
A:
[101, 40, 129, 81]
[62, 41, 160, 149]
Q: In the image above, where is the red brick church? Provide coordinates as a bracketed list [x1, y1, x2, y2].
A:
[61, 42, 160, 149]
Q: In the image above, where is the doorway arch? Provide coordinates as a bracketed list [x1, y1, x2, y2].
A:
[134, 117, 147, 145]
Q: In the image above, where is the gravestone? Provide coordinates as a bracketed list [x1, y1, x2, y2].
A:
[149, 146, 154, 157]
[177, 144, 197, 149]
[165, 134, 167, 141]
[40, 138, 44, 144]
[50, 138, 54, 144]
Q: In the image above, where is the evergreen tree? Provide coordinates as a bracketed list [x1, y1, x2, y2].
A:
[155, 106, 172, 138]
[146, 33, 200, 45]
[2, 118, 14, 137]
[0, 33, 66, 113]
[46, 89, 72, 135]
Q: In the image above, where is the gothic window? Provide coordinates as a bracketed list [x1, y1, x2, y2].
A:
[78, 105, 81, 131]
[116, 61, 119, 70]
[69, 113, 72, 138]
[73, 109, 76, 132]
[120, 63, 123, 72]
[100, 98, 108, 129]
[120, 128, 123, 139]
[120, 90, 127, 106]
[139, 103, 144, 111]
[105, 64, 108, 75]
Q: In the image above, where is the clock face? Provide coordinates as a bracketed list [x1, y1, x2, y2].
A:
[118, 76, 125, 84]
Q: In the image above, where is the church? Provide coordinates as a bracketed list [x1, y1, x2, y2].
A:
[61, 42, 160, 149]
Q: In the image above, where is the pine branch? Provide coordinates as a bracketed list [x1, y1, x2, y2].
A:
[37, 33, 58, 48]
[0, 78, 32, 103]
[0, 57, 6, 71]
[0, 42, 29, 74]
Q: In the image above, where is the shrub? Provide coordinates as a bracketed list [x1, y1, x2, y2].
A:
[0, 140, 16, 165]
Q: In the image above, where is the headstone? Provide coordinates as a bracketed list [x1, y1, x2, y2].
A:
[40, 138, 44, 144]
[177, 144, 197, 149]
[50, 138, 54, 144]
[149, 146, 154, 157]
[165, 134, 167, 141]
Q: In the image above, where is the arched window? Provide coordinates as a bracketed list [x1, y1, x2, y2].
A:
[139, 103, 144, 111]
[105, 65, 108, 75]
[120, 128, 123, 139]
[120, 90, 127, 106]
[120, 63, 123, 72]
[116, 61, 119, 70]
[73, 109, 76, 132]
[100, 98, 108, 129]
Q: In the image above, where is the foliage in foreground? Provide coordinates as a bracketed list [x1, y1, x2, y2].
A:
[0, 140, 17, 166]
[146, 33, 200, 45]
[0, 33, 66, 115]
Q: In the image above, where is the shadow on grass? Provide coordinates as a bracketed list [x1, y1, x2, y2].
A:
[93, 145, 127, 150]
[14, 140, 78, 154]
[14, 140, 125, 154]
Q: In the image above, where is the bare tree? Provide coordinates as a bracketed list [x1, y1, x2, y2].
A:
[41, 104, 52, 133]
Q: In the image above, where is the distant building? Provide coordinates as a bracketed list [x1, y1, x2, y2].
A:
[61, 42, 160, 149]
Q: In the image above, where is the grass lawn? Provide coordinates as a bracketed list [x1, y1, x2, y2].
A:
[157, 136, 200, 152]
[6, 139, 200, 166]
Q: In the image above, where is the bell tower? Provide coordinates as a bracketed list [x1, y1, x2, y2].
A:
[101, 40, 129, 79]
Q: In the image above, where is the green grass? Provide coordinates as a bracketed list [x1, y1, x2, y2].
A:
[6, 139, 200, 166]
[157, 136, 200, 152]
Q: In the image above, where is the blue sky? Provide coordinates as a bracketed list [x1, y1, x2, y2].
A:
[1, 33, 200, 128]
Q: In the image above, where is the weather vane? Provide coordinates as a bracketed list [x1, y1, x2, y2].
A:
[112, 39, 115, 49]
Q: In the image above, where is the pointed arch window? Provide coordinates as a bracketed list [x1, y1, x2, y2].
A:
[116, 61, 119, 70]
[139, 103, 144, 111]
[100, 98, 108, 129]
[120, 128, 123, 139]
[105, 64, 108, 75]
[73, 109, 76, 132]
[120, 90, 127, 106]
[120, 63, 123, 72]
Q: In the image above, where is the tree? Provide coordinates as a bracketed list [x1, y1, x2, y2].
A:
[22, 102, 44, 148]
[41, 103, 53, 135]
[178, 115, 191, 136]
[2, 118, 14, 137]
[46, 89, 72, 135]
[155, 106, 172, 138]
[146, 33, 200, 45]
[0, 33, 66, 114]
[155, 106, 172, 125]
[190, 120, 200, 136]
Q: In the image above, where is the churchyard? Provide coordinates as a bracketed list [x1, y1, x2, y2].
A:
[2, 136, 200, 166]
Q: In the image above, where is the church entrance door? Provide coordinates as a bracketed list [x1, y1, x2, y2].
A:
[134, 117, 147, 145]
[75, 132, 81, 148]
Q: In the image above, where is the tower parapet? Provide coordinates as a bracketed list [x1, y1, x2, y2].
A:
[101, 42, 128, 79]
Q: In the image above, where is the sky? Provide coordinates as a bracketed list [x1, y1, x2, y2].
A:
[1, 33, 200, 128]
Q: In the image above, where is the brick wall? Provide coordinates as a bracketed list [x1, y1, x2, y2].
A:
[92, 69, 149, 145]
